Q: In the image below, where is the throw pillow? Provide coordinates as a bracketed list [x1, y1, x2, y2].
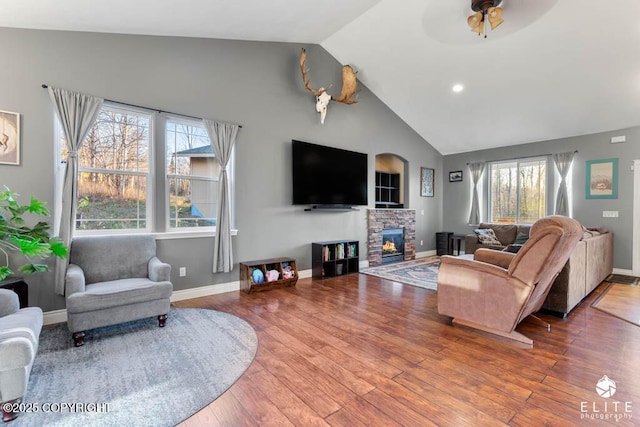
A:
[474, 228, 502, 245]
[513, 232, 529, 245]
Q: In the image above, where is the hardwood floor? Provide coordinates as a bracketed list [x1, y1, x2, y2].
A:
[174, 273, 640, 426]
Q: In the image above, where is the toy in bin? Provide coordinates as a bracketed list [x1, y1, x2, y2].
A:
[282, 264, 295, 279]
[251, 268, 265, 284]
[266, 269, 280, 282]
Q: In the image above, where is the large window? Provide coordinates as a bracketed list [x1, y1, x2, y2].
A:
[58, 104, 231, 235]
[488, 158, 547, 224]
[166, 120, 218, 229]
[65, 106, 151, 231]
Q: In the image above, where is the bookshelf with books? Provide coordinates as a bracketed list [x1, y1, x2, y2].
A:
[311, 240, 359, 279]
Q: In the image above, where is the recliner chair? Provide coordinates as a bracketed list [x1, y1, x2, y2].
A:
[437, 216, 583, 345]
[65, 235, 173, 346]
[0, 289, 42, 422]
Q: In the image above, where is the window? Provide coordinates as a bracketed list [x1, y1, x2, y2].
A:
[488, 158, 547, 224]
[63, 106, 151, 231]
[165, 120, 218, 229]
[58, 104, 232, 235]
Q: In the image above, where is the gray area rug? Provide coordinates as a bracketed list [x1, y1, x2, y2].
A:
[360, 258, 440, 290]
[16, 308, 257, 427]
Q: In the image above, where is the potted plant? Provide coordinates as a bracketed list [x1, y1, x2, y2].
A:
[0, 187, 68, 281]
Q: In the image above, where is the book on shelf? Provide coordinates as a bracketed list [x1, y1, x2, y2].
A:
[336, 243, 345, 259]
[346, 243, 357, 258]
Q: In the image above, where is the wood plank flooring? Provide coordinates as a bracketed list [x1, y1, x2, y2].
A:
[174, 273, 640, 426]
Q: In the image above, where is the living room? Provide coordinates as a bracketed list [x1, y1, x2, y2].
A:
[1, 1, 639, 425]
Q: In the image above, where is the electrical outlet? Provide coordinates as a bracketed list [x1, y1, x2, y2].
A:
[602, 211, 619, 218]
[179, 267, 186, 277]
[420, 240, 424, 246]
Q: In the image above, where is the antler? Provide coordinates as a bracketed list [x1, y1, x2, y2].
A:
[300, 48, 325, 97]
[300, 48, 358, 103]
[332, 65, 358, 105]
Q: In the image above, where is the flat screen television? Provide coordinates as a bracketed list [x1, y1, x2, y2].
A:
[292, 140, 368, 207]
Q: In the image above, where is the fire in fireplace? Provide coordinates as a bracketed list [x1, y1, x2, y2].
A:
[381, 227, 404, 263]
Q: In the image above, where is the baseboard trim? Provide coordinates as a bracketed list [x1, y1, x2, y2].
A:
[612, 268, 634, 276]
[43, 309, 68, 326]
[416, 250, 437, 258]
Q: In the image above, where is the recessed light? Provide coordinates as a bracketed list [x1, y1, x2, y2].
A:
[452, 84, 464, 93]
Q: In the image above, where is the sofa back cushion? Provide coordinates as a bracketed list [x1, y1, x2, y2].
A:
[69, 235, 156, 284]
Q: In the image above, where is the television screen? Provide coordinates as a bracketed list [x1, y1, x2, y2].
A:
[292, 140, 368, 206]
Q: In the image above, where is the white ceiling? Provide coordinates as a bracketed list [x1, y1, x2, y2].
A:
[2, 0, 640, 155]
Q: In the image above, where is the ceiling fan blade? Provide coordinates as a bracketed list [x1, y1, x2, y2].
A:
[487, 7, 504, 30]
[467, 11, 484, 34]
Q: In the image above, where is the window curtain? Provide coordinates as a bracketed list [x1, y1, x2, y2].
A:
[48, 87, 104, 295]
[553, 151, 575, 216]
[202, 119, 239, 273]
[468, 162, 485, 225]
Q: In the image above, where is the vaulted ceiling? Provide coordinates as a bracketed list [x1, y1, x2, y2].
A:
[2, 0, 639, 154]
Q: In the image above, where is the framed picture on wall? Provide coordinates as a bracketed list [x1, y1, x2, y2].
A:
[449, 170, 463, 182]
[586, 158, 618, 199]
[0, 110, 20, 166]
[420, 167, 434, 197]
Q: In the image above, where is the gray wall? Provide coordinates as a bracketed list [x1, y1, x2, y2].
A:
[443, 126, 640, 270]
[0, 27, 442, 311]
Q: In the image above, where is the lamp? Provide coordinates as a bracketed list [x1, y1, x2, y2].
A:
[467, 0, 504, 38]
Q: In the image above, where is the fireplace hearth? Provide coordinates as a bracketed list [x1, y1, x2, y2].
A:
[381, 227, 404, 263]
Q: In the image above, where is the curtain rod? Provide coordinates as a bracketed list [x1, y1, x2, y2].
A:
[41, 84, 242, 128]
[466, 150, 578, 165]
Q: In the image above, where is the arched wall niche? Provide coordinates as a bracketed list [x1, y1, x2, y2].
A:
[375, 153, 408, 208]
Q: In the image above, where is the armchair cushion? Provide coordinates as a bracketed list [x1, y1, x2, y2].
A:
[0, 289, 19, 318]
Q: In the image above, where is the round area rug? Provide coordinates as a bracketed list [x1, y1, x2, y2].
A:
[16, 308, 258, 427]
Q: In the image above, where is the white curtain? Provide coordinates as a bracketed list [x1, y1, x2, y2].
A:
[48, 87, 104, 295]
[468, 162, 485, 225]
[202, 119, 240, 273]
[553, 151, 575, 216]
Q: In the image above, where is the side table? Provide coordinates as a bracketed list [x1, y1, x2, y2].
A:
[0, 278, 28, 308]
[449, 234, 466, 256]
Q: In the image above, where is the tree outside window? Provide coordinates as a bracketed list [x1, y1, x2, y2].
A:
[489, 158, 546, 224]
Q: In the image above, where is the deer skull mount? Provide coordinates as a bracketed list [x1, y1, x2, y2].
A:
[300, 48, 358, 124]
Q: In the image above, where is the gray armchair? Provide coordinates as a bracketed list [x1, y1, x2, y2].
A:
[0, 289, 42, 422]
[65, 235, 173, 346]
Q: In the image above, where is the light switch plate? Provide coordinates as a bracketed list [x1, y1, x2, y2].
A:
[602, 211, 619, 218]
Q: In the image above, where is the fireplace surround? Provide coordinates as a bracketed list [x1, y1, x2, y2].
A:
[367, 209, 416, 266]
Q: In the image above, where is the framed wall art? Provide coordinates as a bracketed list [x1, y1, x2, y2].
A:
[0, 110, 20, 166]
[420, 167, 434, 197]
[449, 170, 463, 182]
[586, 158, 618, 199]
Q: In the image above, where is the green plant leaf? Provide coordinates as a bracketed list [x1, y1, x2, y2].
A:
[28, 197, 50, 216]
[0, 266, 13, 281]
[49, 238, 69, 258]
[19, 263, 49, 274]
[9, 236, 52, 258]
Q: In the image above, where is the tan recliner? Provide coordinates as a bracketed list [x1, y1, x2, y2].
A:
[437, 216, 583, 345]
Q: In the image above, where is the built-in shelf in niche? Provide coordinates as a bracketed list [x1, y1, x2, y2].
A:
[375, 171, 403, 209]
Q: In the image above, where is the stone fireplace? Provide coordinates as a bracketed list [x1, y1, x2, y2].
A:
[367, 209, 416, 266]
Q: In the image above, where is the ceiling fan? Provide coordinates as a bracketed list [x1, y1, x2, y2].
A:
[467, 0, 504, 38]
